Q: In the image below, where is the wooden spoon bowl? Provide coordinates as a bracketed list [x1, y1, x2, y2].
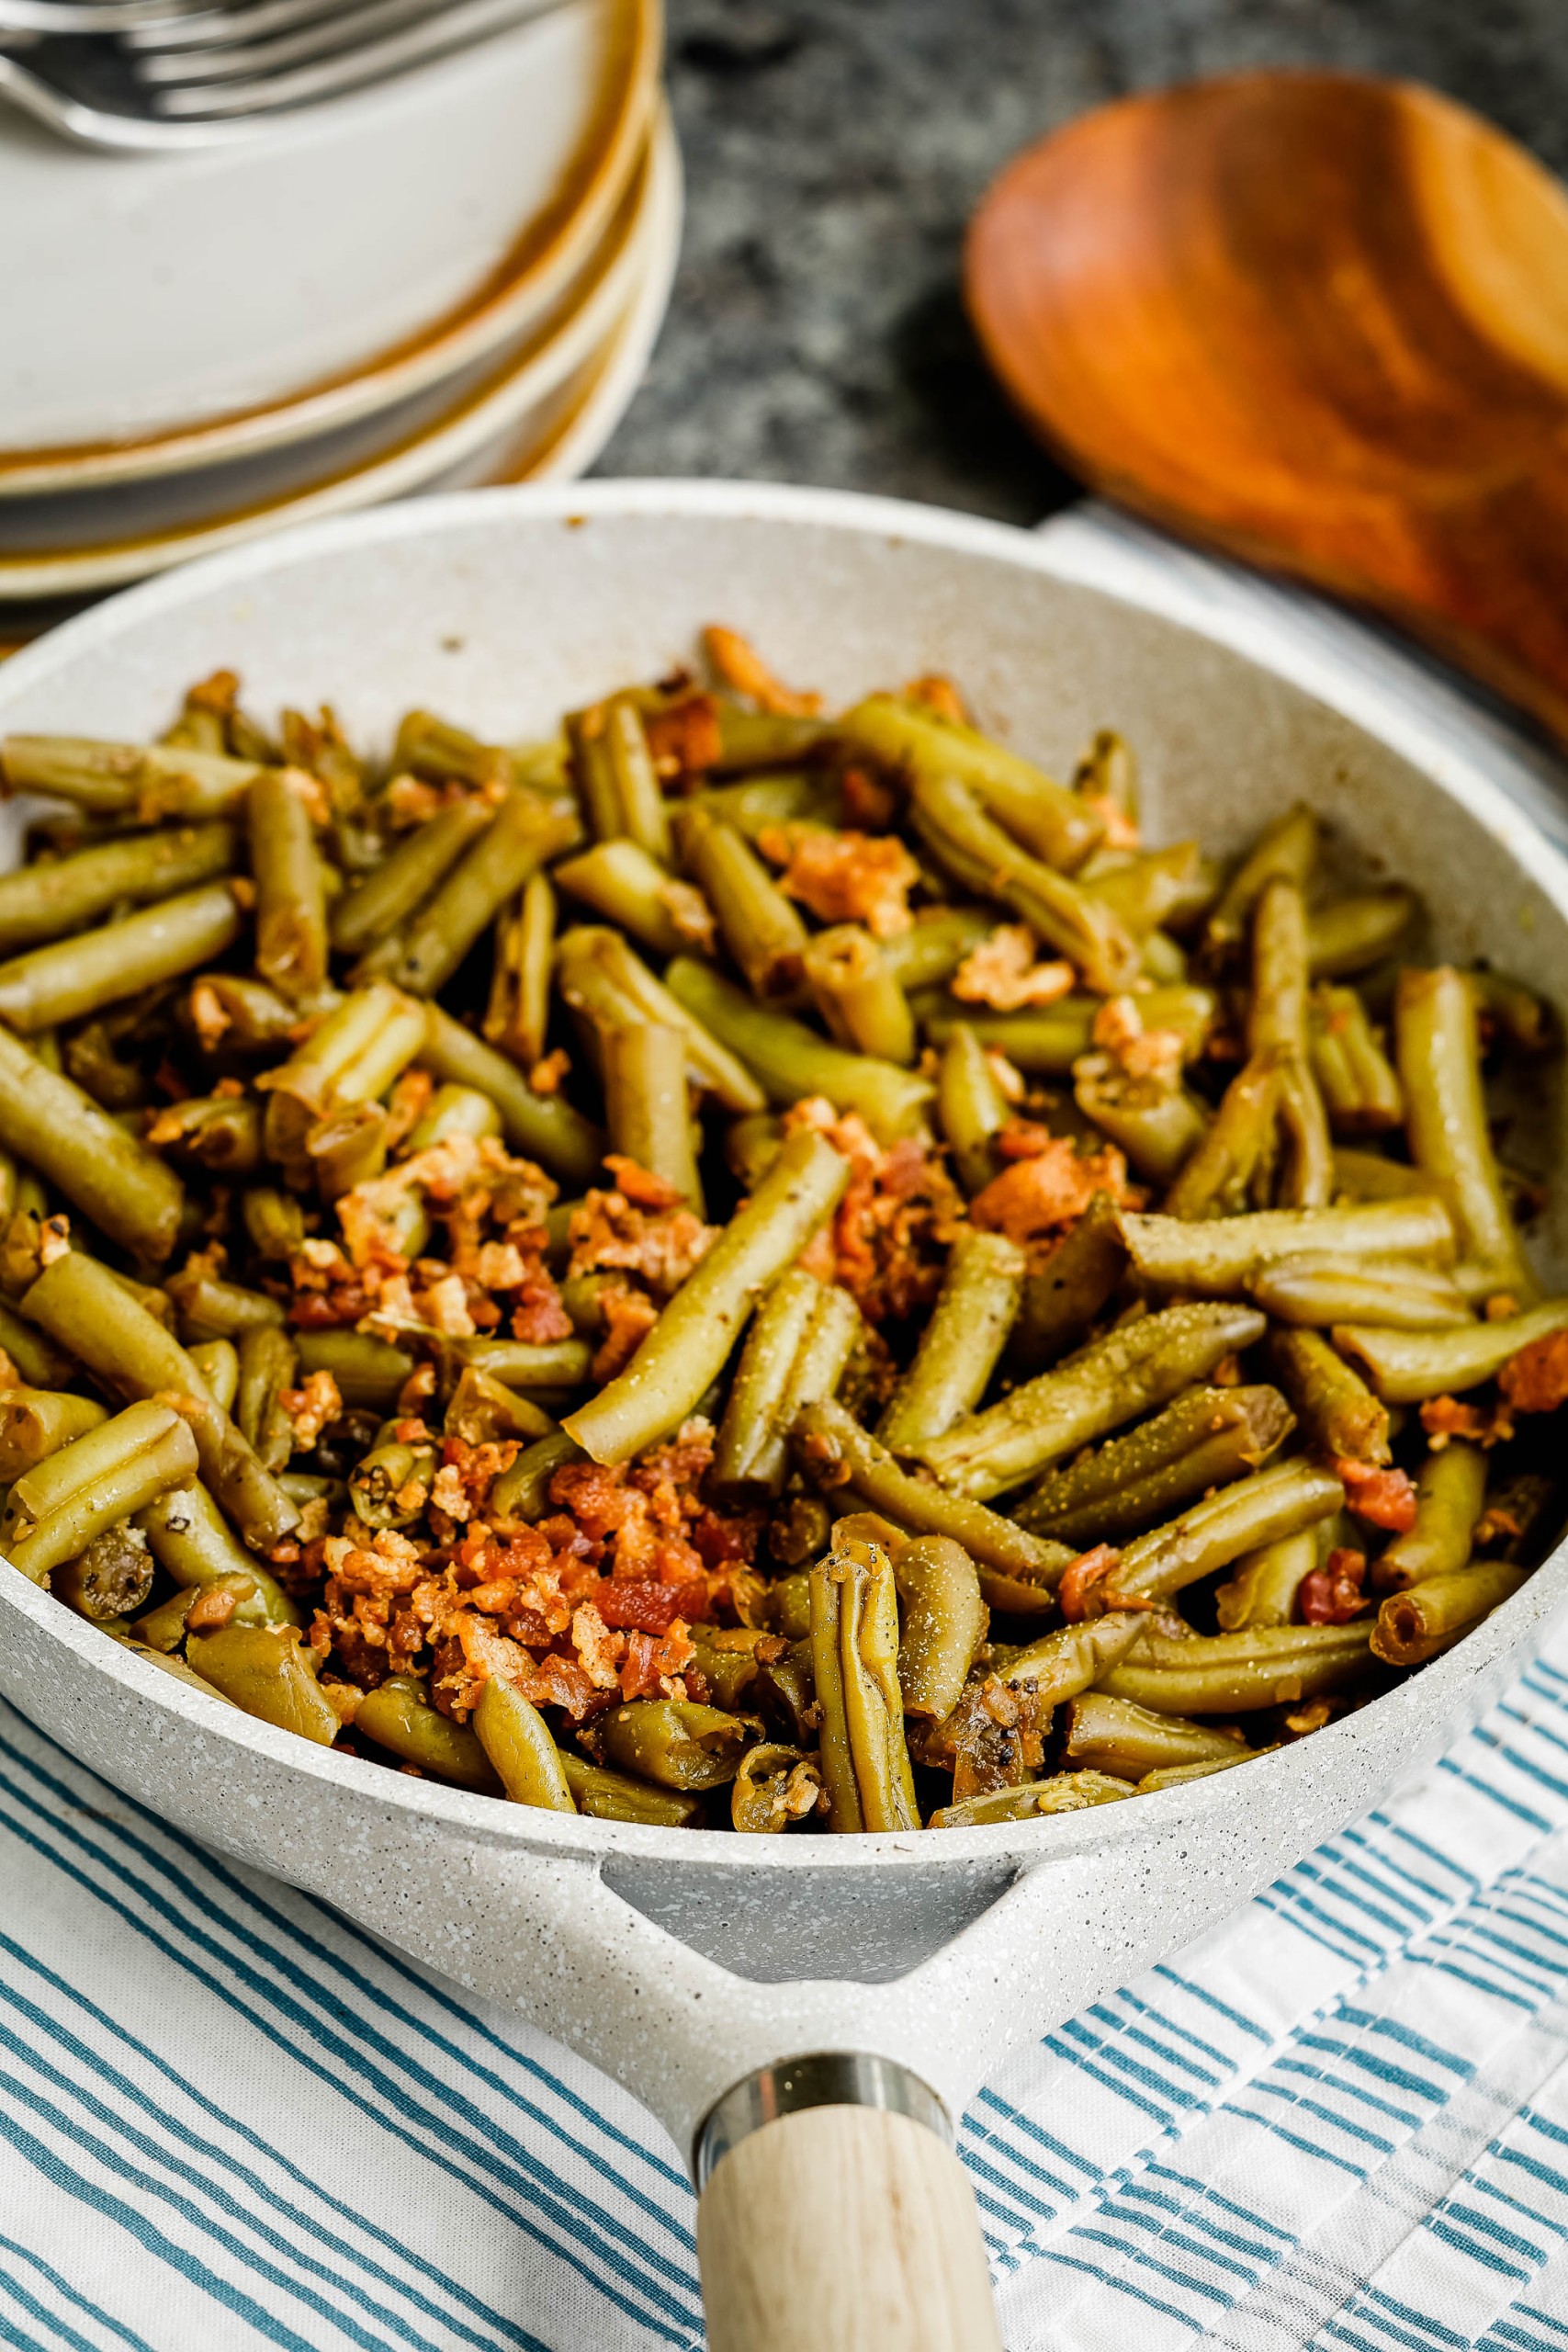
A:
[965, 70, 1568, 744]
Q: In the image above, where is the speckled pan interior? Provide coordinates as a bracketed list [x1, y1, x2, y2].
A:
[0, 482, 1563, 2158]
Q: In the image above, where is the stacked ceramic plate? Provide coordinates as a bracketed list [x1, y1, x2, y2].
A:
[0, 0, 673, 610]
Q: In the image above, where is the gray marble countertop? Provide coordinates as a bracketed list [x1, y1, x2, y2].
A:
[594, 0, 1568, 525]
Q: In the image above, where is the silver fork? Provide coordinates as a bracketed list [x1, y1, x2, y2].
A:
[0, 0, 570, 151]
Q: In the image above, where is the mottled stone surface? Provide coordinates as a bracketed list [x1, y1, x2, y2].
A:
[593, 0, 1568, 522]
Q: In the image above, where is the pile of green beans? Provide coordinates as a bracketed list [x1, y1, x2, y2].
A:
[0, 648, 1562, 1838]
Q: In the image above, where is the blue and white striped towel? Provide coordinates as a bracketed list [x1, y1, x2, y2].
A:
[5, 507, 1568, 2352]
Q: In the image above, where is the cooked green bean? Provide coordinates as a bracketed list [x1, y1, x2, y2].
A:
[1163, 1050, 1281, 1219]
[997, 1610, 1148, 1700]
[135, 1483, 298, 1624]
[713, 1271, 824, 1496]
[294, 1328, 413, 1412]
[1269, 1325, 1391, 1462]
[792, 1398, 1072, 1594]
[894, 1536, 990, 1719]
[569, 696, 671, 863]
[1122, 1197, 1455, 1293]
[248, 770, 327, 1001]
[0, 1298, 75, 1388]
[443, 1366, 554, 1447]
[0, 1023, 184, 1258]
[0, 1386, 107, 1479]
[1333, 1298, 1568, 1400]
[1082, 842, 1213, 936]
[1373, 1442, 1486, 1592]
[840, 693, 1101, 871]
[1310, 985, 1404, 1133]
[167, 1267, 286, 1345]
[1329, 1148, 1436, 1204]
[150, 1093, 265, 1177]
[675, 803, 808, 999]
[392, 712, 517, 791]
[0, 735, 262, 817]
[1102, 1456, 1345, 1611]
[1016, 1385, 1292, 1545]
[188, 1339, 240, 1415]
[0, 822, 235, 958]
[355, 1675, 502, 1787]
[1213, 1527, 1318, 1630]
[1465, 967, 1553, 1055]
[1396, 965, 1537, 1302]
[472, 1679, 576, 1810]
[665, 956, 932, 1142]
[879, 908, 996, 994]
[24, 1251, 299, 1552]
[184, 1623, 341, 1742]
[3, 1399, 199, 1582]
[462, 1336, 592, 1389]
[1206, 802, 1317, 954]
[811, 1532, 920, 1832]
[1097, 1622, 1376, 1713]
[51, 1523, 155, 1623]
[802, 926, 916, 1064]
[1010, 1192, 1127, 1374]
[554, 839, 702, 961]
[482, 871, 558, 1071]
[878, 1229, 1024, 1454]
[1371, 1561, 1527, 1666]
[491, 1430, 585, 1523]
[1251, 1253, 1471, 1329]
[1306, 888, 1416, 978]
[600, 1700, 749, 1790]
[1065, 1692, 1253, 1778]
[730, 1743, 824, 1833]
[389, 792, 579, 998]
[929, 1771, 1136, 1827]
[556, 927, 764, 1114]
[558, 1751, 705, 1826]
[421, 1002, 604, 1188]
[404, 1082, 502, 1154]
[565, 1127, 850, 1464]
[936, 1022, 1009, 1196]
[1074, 1064, 1210, 1184]
[330, 797, 495, 956]
[918, 1299, 1266, 1500]
[602, 1023, 705, 1213]
[908, 769, 1139, 991]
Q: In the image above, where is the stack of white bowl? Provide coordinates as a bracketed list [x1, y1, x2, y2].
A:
[0, 0, 673, 622]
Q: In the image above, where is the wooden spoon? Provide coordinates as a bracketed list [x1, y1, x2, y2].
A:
[965, 70, 1568, 744]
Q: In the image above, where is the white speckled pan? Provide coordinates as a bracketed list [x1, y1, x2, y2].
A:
[0, 482, 1563, 2349]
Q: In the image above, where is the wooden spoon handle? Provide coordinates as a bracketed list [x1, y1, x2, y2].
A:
[697, 2104, 1002, 2352]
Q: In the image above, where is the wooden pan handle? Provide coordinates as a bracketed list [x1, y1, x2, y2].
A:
[695, 2059, 1002, 2352]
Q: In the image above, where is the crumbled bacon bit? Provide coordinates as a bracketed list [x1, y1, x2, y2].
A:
[644, 691, 723, 777]
[1079, 795, 1141, 851]
[969, 1135, 1131, 1250]
[703, 625, 821, 716]
[568, 1174, 715, 1296]
[1419, 1395, 1513, 1450]
[953, 925, 1077, 1012]
[528, 1049, 570, 1096]
[1088, 995, 1184, 1089]
[277, 1369, 342, 1450]
[659, 876, 717, 952]
[840, 767, 897, 831]
[592, 1283, 660, 1382]
[782, 1099, 961, 1323]
[1059, 1544, 1123, 1622]
[37, 1216, 71, 1269]
[759, 826, 920, 939]
[1334, 1457, 1418, 1532]
[385, 773, 447, 829]
[1499, 1329, 1568, 1416]
[186, 1587, 238, 1632]
[596, 1578, 710, 1633]
[187, 980, 230, 1052]
[1300, 1547, 1368, 1624]
[902, 673, 968, 725]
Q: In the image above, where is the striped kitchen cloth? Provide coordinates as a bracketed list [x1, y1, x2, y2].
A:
[3, 507, 1568, 2352]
